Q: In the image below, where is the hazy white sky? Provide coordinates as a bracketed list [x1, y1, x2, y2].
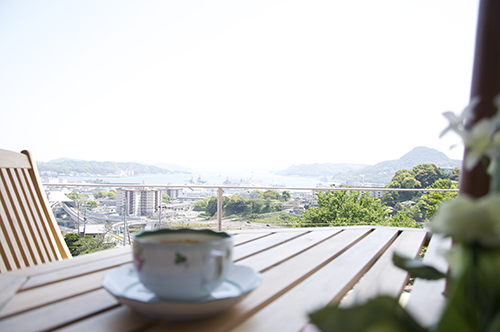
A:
[0, 0, 479, 171]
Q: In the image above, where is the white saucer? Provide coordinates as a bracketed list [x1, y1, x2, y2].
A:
[102, 263, 262, 320]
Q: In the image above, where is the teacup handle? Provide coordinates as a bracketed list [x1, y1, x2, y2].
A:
[210, 249, 226, 281]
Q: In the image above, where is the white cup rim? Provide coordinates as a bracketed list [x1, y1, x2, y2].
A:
[133, 228, 232, 246]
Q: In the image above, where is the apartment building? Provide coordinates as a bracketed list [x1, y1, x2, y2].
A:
[116, 187, 162, 217]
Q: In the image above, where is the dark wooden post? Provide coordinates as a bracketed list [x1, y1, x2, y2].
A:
[460, 0, 500, 197]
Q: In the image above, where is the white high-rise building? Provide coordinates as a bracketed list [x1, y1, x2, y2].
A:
[116, 187, 162, 217]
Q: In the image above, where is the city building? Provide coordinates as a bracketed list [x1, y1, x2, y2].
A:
[164, 188, 183, 199]
[116, 187, 162, 217]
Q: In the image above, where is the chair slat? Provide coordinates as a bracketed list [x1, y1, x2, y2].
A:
[11, 168, 51, 264]
[0, 169, 31, 270]
[0, 149, 71, 273]
[22, 151, 70, 259]
[0, 150, 31, 169]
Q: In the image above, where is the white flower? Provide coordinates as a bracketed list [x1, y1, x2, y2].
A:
[462, 118, 497, 170]
[432, 194, 500, 247]
[440, 96, 500, 171]
[440, 97, 479, 139]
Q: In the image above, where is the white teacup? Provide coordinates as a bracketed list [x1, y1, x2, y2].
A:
[132, 229, 233, 301]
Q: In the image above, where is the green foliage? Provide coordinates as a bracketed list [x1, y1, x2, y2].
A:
[383, 163, 449, 207]
[310, 296, 428, 332]
[420, 179, 458, 219]
[162, 193, 171, 203]
[206, 196, 218, 217]
[64, 233, 81, 255]
[193, 196, 218, 217]
[413, 164, 444, 188]
[281, 190, 291, 202]
[66, 192, 88, 201]
[87, 200, 98, 209]
[381, 207, 423, 228]
[252, 190, 264, 199]
[392, 252, 447, 280]
[295, 187, 389, 227]
[449, 167, 460, 181]
[64, 233, 115, 256]
[94, 190, 116, 200]
[193, 197, 208, 211]
[223, 194, 252, 215]
[194, 192, 285, 218]
[263, 190, 280, 200]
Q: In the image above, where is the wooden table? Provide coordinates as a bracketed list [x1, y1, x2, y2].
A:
[0, 226, 450, 332]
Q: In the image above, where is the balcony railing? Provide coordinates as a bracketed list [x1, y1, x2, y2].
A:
[43, 183, 458, 234]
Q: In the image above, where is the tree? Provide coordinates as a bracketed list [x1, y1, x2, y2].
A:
[281, 191, 291, 202]
[420, 179, 458, 220]
[107, 190, 116, 200]
[251, 199, 265, 214]
[66, 192, 88, 201]
[74, 235, 115, 255]
[252, 190, 264, 199]
[64, 233, 81, 255]
[64, 232, 116, 256]
[383, 205, 423, 228]
[263, 198, 276, 213]
[87, 200, 98, 209]
[223, 194, 252, 215]
[162, 193, 171, 204]
[383, 169, 420, 206]
[449, 167, 460, 181]
[94, 190, 107, 199]
[193, 197, 208, 211]
[263, 190, 280, 200]
[413, 164, 445, 188]
[206, 196, 218, 217]
[94, 190, 116, 200]
[294, 187, 389, 227]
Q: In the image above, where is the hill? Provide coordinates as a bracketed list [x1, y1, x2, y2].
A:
[37, 158, 179, 176]
[277, 147, 461, 186]
[348, 147, 461, 184]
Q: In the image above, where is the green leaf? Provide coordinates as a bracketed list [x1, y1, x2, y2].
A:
[309, 296, 428, 332]
[393, 252, 447, 280]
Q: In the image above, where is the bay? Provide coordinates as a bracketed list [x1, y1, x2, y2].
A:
[60, 170, 333, 189]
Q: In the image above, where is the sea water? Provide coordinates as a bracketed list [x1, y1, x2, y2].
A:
[60, 170, 332, 189]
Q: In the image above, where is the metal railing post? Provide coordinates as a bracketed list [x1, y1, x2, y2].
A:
[217, 187, 224, 231]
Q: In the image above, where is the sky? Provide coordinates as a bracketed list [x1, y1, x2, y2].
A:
[0, 0, 479, 171]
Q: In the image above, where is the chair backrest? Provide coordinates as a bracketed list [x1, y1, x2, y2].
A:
[0, 149, 71, 272]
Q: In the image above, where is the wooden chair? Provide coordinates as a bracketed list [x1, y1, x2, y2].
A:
[0, 149, 71, 273]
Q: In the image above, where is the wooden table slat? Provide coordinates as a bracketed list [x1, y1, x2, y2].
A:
[340, 230, 428, 307]
[0, 288, 119, 332]
[231, 232, 274, 246]
[0, 227, 444, 332]
[53, 305, 157, 332]
[144, 228, 373, 332]
[21, 252, 132, 290]
[0, 275, 27, 314]
[229, 228, 401, 332]
[238, 228, 342, 272]
[0, 270, 108, 318]
[405, 234, 451, 328]
[7, 246, 131, 277]
[233, 230, 309, 261]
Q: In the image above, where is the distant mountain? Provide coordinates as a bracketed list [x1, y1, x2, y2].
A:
[276, 163, 368, 177]
[347, 147, 461, 184]
[38, 158, 177, 176]
[276, 147, 462, 186]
